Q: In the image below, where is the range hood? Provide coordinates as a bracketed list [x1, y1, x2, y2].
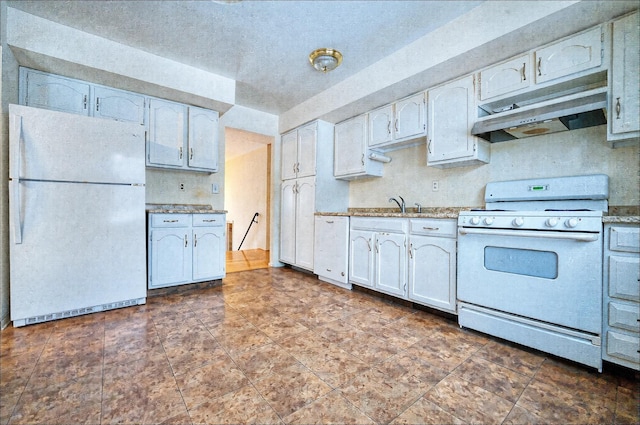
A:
[472, 88, 607, 143]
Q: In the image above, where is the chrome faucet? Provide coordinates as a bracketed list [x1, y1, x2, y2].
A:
[388, 196, 405, 213]
[414, 203, 422, 213]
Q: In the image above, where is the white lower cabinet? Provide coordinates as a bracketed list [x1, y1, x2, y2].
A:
[408, 219, 457, 313]
[314, 215, 350, 288]
[603, 223, 640, 370]
[349, 218, 408, 298]
[148, 213, 226, 289]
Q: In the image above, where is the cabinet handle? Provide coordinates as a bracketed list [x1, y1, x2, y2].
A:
[409, 243, 413, 259]
[202, 219, 217, 222]
[521, 63, 526, 81]
[387, 121, 391, 136]
[83, 95, 88, 110]
[194, 234, 197, 247]
[96, 97, 100, 111]
[366, 239, 372, 252]
[537, 57, 542, 76]
[184, 235, 188, 247]
[361, 154, 365, 166]
[326, 220, 334, 224]
[615, 97, 621, 119]
[179, 147, 183, 159]
[422, 226, 440, 231]
[427, 139, 432, 155]
[394, 118, 398, 133]
[190, 148, 194, 160]
[163, 219, 179, 223]
[326, 268, 332, 272]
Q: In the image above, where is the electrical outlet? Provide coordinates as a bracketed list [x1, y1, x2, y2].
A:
[432, 180, 439, 191]
[179, 183, 185, 191]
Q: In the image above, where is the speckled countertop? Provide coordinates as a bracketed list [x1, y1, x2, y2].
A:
[146, 204, 227, 214]
[318, 206, 640, 223]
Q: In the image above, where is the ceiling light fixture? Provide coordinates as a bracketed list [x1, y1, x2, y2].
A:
[309, 48, 343, 73]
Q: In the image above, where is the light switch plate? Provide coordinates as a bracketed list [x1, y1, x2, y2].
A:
[212, 183, 220, 194]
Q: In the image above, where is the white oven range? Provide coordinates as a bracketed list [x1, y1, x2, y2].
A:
[457, 174, 608, 371]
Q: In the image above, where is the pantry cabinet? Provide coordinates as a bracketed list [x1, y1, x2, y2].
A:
[334, 114, 384, 180]
[148, 213, 226, 289]
[408, 219, 457, 313]
[427, 75, 490, 168]
[608, 11, 639, 147]
[279, 120, 349, 272]
[314, 215, 350, 288]
[602, 224, 639, 371]
[19, 68, 91, 116]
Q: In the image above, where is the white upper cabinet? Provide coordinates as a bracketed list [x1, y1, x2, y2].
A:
[427, 75, 490, 168]
[188, 106, 219, 171]
[368, 93, 426, 151]
[608, 11, 639, 146]
[20, 68, 90, 116]
[369, 104, 394, 147]
[281, 122, 317, 180]
[93, 85, 145, 125]
[147, 98, 186, 168]
[480, 55, 531, 101]
[534, 26, 603, 84]
[334, 114, 384, 180]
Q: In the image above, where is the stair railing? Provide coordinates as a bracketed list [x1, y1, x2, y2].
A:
[237, 212, 259, 250]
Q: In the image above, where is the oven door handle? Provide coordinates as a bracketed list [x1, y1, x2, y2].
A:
[458, 227, 599, 242]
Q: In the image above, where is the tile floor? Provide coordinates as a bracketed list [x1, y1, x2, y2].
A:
[1, 267, 638, 425]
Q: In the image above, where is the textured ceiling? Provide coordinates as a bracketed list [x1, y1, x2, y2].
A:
[7, 0, 483, 115]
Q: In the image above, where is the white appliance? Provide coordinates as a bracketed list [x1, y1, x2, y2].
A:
[9, 104, 147, 327]
[457, 174, 607, 371]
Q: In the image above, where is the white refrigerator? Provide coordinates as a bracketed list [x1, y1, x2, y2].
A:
[9, 104, 147, 327]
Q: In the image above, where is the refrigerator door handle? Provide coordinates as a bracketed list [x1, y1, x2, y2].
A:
[10, 113, 22, 180]
[10, 180, 22, 244]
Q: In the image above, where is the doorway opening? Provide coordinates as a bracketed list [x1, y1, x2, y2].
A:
[224, 128, 273, 273]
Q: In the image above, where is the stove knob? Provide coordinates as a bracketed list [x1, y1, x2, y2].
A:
[546, 218, 559, 227]
[565, 218, 579, 228]
[512, 217, 524, 227]
[484, 217, 494, 225]
[469, 217, 480, 225]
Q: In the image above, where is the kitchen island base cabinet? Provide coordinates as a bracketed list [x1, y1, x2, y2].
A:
[148, 213, 226, 289]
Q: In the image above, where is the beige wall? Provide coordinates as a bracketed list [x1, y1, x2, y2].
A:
[225, 147, 270, 251]
[349, 125, 639, 209]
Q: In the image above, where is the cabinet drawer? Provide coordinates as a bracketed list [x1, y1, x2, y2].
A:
[608, 255, 640, 301]
[410, 219, 456, 238]
[609, 301, 640, 332]
[606, 330, 640, 364]
[351, 217, 406, 233]
[193, 214, 225, 227]
[150, 214, 190, 227]
[609, 226, 640, 252]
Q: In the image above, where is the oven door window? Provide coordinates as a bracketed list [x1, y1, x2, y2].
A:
[484, 246, 558, 279]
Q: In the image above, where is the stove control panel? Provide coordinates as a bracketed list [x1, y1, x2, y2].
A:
[458, 211, 602, 232]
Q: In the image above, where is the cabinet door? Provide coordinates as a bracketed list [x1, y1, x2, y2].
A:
[295, 177, 316, 271]
[480, 55, 531, 100]
[395, 93, 426, 141]
[349, 229, 375, 288]
[149, 228, 191, 288]
[93, 85, 145, 124]
[314, 216, 349, 283]
[21, 69, 90, 116]
[279, 180, 297, 264]
[409, 235, 456, 312]
[281, 130, 298, 180]
[188, 106, 219, 171]
[375, 232, 407, 298]
[192, 226, 225, 281]
[535, 26, 602, 84]
[369, 104, 394, 147]
[334, 115, 367, 177]
[427, 76, 476, 163]
[148, 98, 186, 167]
[297, 123, 317, 178]
[610, 12, 640, 135]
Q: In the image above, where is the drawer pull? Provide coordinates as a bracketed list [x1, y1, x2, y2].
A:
[202, 219, 217, 222]
[423, 226, 440, 231]
[326, 220, 334, 224]
[163, 219, 179, 223]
